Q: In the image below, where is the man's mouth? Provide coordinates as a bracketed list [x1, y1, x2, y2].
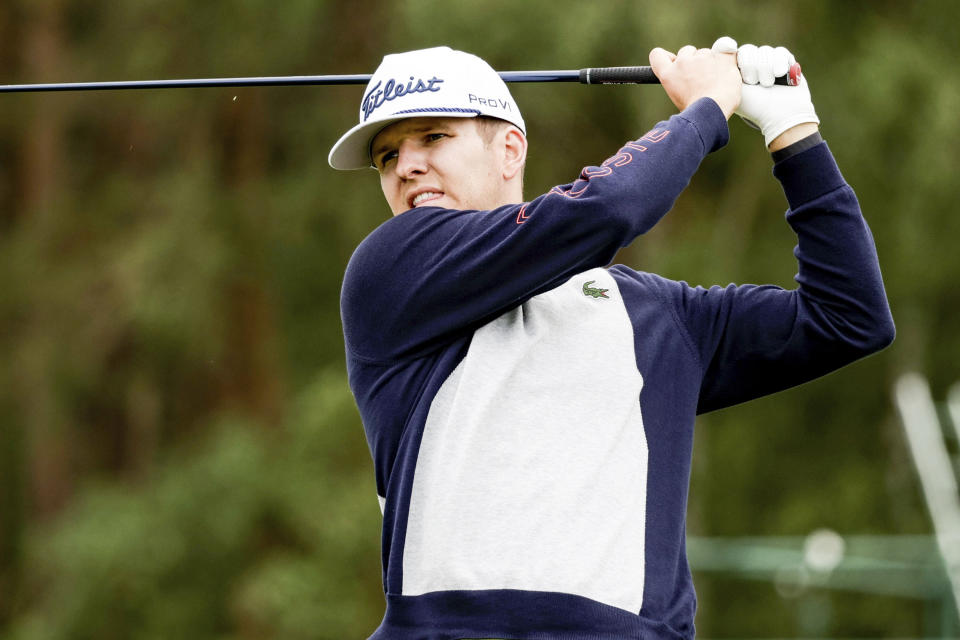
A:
[410, 191, 444, 208]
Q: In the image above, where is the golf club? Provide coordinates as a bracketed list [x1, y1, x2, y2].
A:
[0, 64, 800, 93]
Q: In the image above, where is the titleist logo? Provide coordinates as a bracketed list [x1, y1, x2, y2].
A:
[362, 76, 444, 120]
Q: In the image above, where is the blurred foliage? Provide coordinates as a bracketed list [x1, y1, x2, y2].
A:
[6, 370, 382, 640]
[1, 0, 958, 637]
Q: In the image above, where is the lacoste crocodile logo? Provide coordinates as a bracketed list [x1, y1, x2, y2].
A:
[582, 280, 610, 299]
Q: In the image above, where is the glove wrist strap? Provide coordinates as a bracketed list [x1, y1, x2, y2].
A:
[771, 131, 823, 163]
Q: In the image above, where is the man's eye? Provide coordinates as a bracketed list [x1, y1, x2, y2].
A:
[379, 151, 398, 168]
[426, 133, 447, 142]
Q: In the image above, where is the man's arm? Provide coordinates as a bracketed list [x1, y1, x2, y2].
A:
[686, 141, 893, 412]
[670, 42, 893, 411]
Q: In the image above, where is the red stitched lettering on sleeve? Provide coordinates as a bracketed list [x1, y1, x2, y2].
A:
[640, 129, 670, 144]
[517, 128, 669, 222]
[548, 128, 669, 201]
[516, 203, 530, 224]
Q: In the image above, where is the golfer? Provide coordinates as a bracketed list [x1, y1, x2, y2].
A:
[329, 38, 894, 640]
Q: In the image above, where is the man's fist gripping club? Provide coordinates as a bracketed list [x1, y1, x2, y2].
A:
[734, 40, 820, 149]
[651, 36, 821, 151]
[648, 42, 742, 119]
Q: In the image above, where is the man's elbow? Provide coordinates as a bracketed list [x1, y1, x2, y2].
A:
[820, 303, 895, 361]
[852, 306, 895, 356]
[868, 310, 896, 352]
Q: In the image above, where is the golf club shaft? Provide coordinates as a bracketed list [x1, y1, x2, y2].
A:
[0, 65, 799, 93]
[0, 69, 642, 92]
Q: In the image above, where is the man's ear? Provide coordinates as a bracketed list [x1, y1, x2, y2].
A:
[501, 126, 528, 181]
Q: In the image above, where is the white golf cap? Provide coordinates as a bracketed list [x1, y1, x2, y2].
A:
[328, 46, 526, 170]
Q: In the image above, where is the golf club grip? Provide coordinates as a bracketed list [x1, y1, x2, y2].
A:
[580, 63, 800, 86]
[580, 67, 660, 85]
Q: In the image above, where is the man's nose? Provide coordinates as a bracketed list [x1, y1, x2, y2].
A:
[395, 142, 428, 178]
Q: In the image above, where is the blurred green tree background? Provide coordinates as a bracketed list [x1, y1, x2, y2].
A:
[1, 0, 957, 637]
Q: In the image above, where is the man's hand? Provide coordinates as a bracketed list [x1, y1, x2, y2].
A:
[649, 39, 741, 119]
[734, 42, 820, 148]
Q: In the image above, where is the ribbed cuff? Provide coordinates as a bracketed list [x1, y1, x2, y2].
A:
[678, 97, 730, 154]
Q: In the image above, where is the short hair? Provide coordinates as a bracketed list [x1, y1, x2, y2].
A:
[474, 115, 514, 146]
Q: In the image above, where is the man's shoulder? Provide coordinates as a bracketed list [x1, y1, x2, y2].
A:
[606, 264, 704, 316]
[607, 264, 668, 290]
[347, 206, 474, 267]
[344, 210, 430, 283]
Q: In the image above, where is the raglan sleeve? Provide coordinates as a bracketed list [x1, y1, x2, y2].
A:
[665, 141, 895, 413]
[341, 97, 731, 362]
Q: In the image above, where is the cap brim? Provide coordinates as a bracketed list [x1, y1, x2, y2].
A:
[328, 110, 480, 171]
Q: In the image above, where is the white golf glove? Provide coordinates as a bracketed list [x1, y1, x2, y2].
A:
[712, 37, 820, 146]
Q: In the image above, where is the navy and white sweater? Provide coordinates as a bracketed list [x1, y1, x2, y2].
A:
[340, 98, 895, 640]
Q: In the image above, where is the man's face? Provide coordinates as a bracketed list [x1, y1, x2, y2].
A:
[372, 117, 511, 216]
